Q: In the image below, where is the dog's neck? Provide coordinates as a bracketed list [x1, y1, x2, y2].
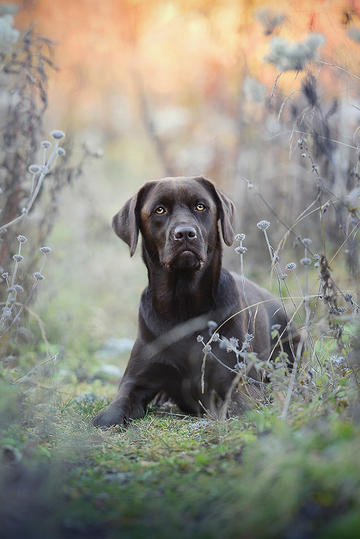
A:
[142, 242, 222, 320]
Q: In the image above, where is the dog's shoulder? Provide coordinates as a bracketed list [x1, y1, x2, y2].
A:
[230, 272, 276, 303]
[230, 271, 289, 328]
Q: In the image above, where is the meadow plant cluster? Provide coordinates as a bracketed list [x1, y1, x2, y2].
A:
[196, 205, 359, 423]
[187, 63, 360, 425]
[0, 130, 65, 349]
[0, 6, 97, 381]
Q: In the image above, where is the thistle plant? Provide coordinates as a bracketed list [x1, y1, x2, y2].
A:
[234, 233, 247, 277]
[256, 220, 287, 283]
[0, 131, 65, 346]
[0, 131, 66, 234]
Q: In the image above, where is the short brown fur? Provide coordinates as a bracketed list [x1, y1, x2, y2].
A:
[93, 177, 298, 427]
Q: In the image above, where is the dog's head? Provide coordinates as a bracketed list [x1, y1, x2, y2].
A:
[112, 177, 235, 272]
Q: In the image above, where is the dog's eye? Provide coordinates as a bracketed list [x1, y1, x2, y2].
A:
[154, 206, 166, 215]
[195, 203, 206, 212]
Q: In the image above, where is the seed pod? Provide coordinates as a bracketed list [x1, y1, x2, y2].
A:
[257, 220, 270, 231]
[50, 130, 65, 140]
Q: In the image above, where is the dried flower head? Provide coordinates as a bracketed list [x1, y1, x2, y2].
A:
[40, 246, 52, 255]
[33, 272, 45, 281]
[1, 306, 11, 319]
[285, 262, 297, 271]
[256, 8, 285, 35]
[12, 254, 24, 263]
[302, 238, 312, 246]
[56, 147, 66, 157]
[257, 220, 270, 231]
[17, 234, 27, 244]
[235, 246, 247, 254]
[235, 233, 246, 242]
[212, 333, 220, 342]
[300, 257, 312, 266]
[41, 140, 51, 149]
[28, 164, 41, 174]
[14, 284, 24, 294]
[50, 130, 65, 140]
[344, 293, 353, 303]
[203, 344, 212, 354]
[196, 335, 203, 343]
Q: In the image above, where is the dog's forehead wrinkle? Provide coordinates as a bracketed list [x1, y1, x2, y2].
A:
[143, 178, 215, 208]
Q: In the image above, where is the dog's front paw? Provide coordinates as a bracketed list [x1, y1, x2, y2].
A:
[92, 404, 127, 428]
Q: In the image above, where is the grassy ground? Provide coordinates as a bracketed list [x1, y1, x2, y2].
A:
[1, 364, 360, 539]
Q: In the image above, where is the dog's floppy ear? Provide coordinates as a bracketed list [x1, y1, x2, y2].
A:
[112, 182, 153, 256]
[195, 177, 235, 246]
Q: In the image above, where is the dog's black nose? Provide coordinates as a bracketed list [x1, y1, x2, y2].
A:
[173, 226, 197, 241]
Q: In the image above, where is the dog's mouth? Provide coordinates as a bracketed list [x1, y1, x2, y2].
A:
[164, 249, 205, 271]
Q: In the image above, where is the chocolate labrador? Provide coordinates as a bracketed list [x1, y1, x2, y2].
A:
[93, 176, 298, 427]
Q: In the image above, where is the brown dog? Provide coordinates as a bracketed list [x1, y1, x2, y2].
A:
[93, 177, 297, 427]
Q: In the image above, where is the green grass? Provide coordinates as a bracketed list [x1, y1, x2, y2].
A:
[1, 369, 360, 539]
